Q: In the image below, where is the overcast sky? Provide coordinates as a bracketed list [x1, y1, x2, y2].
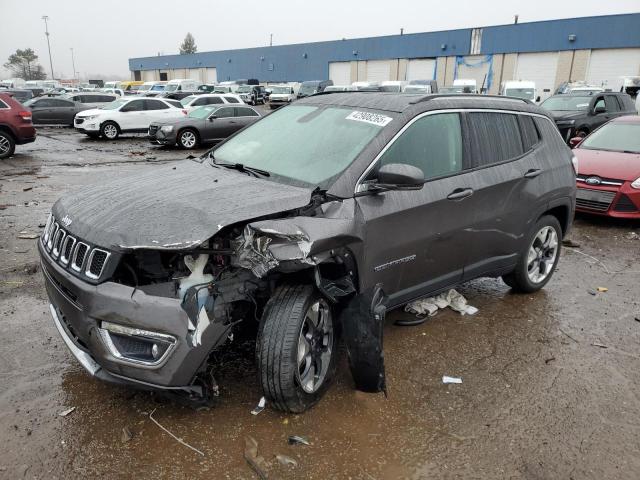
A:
[1, 0, 638, 80]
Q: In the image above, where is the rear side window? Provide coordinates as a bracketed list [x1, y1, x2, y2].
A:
[518, 115, 540, 151]
[145, 100, 169, 110]
[378, 113, 463, 180]
[604, 96, 620, 112]
[224, 96, 240, 104]
[0, 99, 8, 109]
[468, 112, 524, 166]
[166, 100, 182, 109]
[207, 97, 223, 105]
[215, 107, 235, 118]
[236, 107, 259, 117]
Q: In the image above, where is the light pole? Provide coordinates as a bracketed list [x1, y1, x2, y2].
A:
[42, 15, 54, 80]
[70, 48, 77, 84]
[269, 33, 273, 47]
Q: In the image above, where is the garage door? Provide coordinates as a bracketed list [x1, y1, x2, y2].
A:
[329, 62, 351, 85]
[515, 52, 558, 101]
[205, 68, 217, 84]
[142, 70, 156, 82]
[188, 68, 203, 83]
[171, 69, 187, 80]
[587, 48, 640, 91]
[407, 59, 436, 81]
[366, 60, 391, 82]
[455, 55, 492, 91]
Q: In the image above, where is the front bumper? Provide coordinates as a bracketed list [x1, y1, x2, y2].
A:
[575, 183, 640, 218]
[148, 129, 177, 145]
[74, 118, 100, 132]
[39, 239, 230, 395]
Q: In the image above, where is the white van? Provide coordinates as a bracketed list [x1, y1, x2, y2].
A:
[104, 81, 121, 90]
[452, 79, 478, 93]
[268, 84, 297, 109]
[501, 81, 538, 102]
[164, 79, 199, 92]
[380, 81, 408, 93]
[1, 78, 26, 89]
[138, 81, 167, 96]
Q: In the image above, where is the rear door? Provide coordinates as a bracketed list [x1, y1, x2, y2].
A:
[49, 99, 76, 124]
[29, 98, 54, 123]
[209, 106, 236, 139]
[232, 106, 260, 131]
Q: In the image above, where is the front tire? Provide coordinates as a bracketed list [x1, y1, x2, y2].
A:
[503, 215, 562, 293]
[177, 128, 199, 149]
[0, 131, 16, 159]
[100, 121, 120, 140]
[257, 285, 337, 413]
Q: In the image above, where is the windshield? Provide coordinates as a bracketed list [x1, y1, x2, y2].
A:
[541, 96, 591, 111]
[505, 88, 535, 100]
[189, 105, 217, 119]
[236, 85, 251, 93]
[180, 95, 197, 106]
[271, 86, 291, 94]
[164, 84, 178, 92]
[299, 83, 318, 96]
[139, 84, 152, 91]
[380, 85, 401, 92]
[150, 85, 165, 91]
[102, 99, 129, 110]
[213, 105, 390, 187]
[580, 123, 640, 153]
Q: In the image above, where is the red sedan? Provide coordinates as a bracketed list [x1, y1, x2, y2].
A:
[572, 115, 640, 218]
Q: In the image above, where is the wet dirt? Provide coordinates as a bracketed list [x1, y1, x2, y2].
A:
[1, 124, 639, 479]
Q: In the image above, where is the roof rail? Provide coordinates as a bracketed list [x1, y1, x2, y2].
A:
[410, 93, 533, 105]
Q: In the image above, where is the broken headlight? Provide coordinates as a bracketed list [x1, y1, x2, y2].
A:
[160, 125, 174, 133]
[98, 321, 176, 367]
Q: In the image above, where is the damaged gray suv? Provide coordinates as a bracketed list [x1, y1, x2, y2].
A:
[39, 92, 576, 412]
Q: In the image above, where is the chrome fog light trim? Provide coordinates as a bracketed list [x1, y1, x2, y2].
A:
[98, 321, 177, 368]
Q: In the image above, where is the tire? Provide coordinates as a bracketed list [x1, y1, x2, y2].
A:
[100, 121, 120, 140]
[0, 131, 16, 159]
[177, 128, 199, 149]
[257, 284, 338, 413]
[575, 128, 589, 138]
[502, 215, 562, 293]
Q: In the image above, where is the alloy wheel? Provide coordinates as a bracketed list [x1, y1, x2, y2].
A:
[526, 226, 559, 284]
[0, 136, 10, 155]
[180, 131, 197, 148]
[296, 299, 333, 394]
[103, 124, 118, 139]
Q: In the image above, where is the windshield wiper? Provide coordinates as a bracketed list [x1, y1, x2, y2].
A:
[218, 162, 270, 177]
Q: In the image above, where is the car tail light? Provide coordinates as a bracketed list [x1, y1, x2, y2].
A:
[18, 111, 32, 122]
[571, 155, 579, 175]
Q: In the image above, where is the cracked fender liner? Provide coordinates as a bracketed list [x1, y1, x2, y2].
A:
[339, 283, 386, 393]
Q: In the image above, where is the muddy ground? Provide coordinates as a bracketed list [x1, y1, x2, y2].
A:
[1, 119, 639, 479]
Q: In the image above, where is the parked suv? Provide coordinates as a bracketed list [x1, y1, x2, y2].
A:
[236, 85, 266, 105]
[39, 93, 575, 413]
[541, 92, 637, 142]
[297, 80, 333, 98]
[0, 92, 36, 159]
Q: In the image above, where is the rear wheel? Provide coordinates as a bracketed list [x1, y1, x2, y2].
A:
[503, 215, 562, 293]
[0, 131, 16, 159]
[100, 121, 120, 140]
[257, 285, 337, 413]
[177, 129, 199, 149]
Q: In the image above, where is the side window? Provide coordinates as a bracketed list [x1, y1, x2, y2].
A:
[50, 99, 73, 107]
[518, 115, 540, 151]
[0, 99, 8, 109]
[236, 107, 258, 117]
[604, 96, 620, 112]
[467, 112, 524, 166]
[377, 113, 463, 180]
[121, 100, 145, 112]
[166, 100, 183, 109]
[594, 97, 605, 111]
[224, 96, 240, 104]
[145, 100, 169, 110]
[207, 97, 223, 105]
[215, 107, 234, 118]
[192, 98, 207, 106]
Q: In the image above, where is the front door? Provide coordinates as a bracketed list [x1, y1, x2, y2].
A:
[355, 112, 473, 306]
[118, 99, 146, 130]
[209, 106, 237, 139]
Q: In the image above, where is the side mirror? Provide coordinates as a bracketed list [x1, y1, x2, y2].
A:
[594, 105, 606, 114]
[372, 163, 424, 191]
[535, 96, 541, 103]
[208, 115, 217, 121]
[569, 136, 583, 148]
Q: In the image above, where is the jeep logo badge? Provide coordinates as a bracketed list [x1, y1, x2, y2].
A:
[585, 176, 602, 185]
[61, 215, 73, 227]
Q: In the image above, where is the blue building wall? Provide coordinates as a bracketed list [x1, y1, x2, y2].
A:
[129, 13, 640, 82]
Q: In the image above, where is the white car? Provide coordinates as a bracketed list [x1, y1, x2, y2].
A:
[179, 93, 244, 112]
[267, 85, 296, 109]
[74, 97, 186, 139]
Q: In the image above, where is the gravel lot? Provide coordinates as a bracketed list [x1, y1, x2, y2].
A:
[1, 116, 639, 479]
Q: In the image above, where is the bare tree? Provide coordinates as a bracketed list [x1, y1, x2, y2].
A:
[179, 33, 198, 55]
[4, 49, 47, 80]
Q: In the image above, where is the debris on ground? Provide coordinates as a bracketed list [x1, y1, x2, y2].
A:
[442, 376, 463, 384]
[545, 357, 556, 364]
[17, 232, 39, 239]
[597, 287, 608, 292]
[591, 343, 608, 349]
[58, 407, 76, 417]
[587, 289, 597, 296]
[22, 187, 33, 192]
[121, 427, 133, 443]
[634, 317, 640, 323]
[401, 289, 478, 325]
[244, 436, 269, 480]
[287, 435, 311, 446]
[275, 454, 298, 467]
[251, 396, 266, 415]
[148, 408, 204, 456]
[562, 238, 581, 248]
[627, 232, 638, 240]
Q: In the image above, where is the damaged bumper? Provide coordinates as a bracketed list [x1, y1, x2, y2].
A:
[39, 240, 229, 397]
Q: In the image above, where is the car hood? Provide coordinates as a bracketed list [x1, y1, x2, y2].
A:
[548, 110, 587, 121]
[574, 148, 640, 181]
[52, 160, 314, 251]
[76, 108, 105, 117]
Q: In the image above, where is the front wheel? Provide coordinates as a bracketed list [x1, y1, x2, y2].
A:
[257, 285, 337, 413]
[100, 121, 120, 140]
[177, 129, 199, 149]
[503, 215, 562, 293]
[0, 131, 16, 159]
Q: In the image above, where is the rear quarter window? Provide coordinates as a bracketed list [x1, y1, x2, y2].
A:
[224, 96, 240, 104]
[518, 115, 541, 151]
[0, 99, 8, 109]
[166, 100, 182, 109]
[467, 112, 524, 166]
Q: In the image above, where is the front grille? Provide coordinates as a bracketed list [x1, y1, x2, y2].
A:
[613, 194, 638, 212]
[576, 188, 616, 212]
[42, 215, 111, 282]
[576, 175, 625, 186]
[75, 118, 84, 125]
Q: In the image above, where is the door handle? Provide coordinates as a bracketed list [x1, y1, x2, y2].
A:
[524, 168, 542, 179]
[447, 188, 474, 200]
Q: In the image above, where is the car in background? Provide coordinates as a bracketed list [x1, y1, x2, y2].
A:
[351, 81, 381, 91]
[180, 93, 243, 111]
[571, 116, 640, 218]
[149, 104, 260, 149]
[63, 92, 119, 107]
[138, 81, 167, 97]
[541, 92, 637, 142]
[402, 85, 431, 94]
[0, 92, 36, 159]
[102, 88, 125, 97]
[24, 87, 45, 98]
[268, 85, 296, 109]
[197, 84, 216, 93]
[501, 80, 539, 102]
[324, 85, 351, 92]
[453, 79, 478, 93]
[74, 97, 186, 140]
[159, 91, 200, 101]
[23, 97, 93, 126]
[165, 79, 199, 92]
[555, 82, 603, 95]
[236, 85, 267, 105]
[297, 80, 333, 98]
[3, 89, 34, 104]
[380, 81, 408, 93]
